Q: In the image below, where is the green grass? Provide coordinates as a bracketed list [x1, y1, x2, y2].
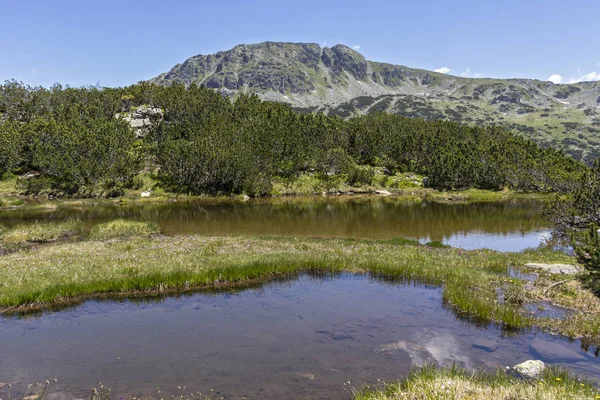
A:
[354, 364, 598, 400]
[1, 234, 596, 341]
[425, 188, 550, 203]
[0, 219, 83, 244]
[89, 219, 160, 240]
[0, 173, 18, 194]
[0, 197, 25, 207]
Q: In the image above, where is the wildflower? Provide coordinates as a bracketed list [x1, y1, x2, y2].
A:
[556, 377, 562, 381]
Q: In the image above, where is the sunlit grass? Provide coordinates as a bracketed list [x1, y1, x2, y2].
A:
[89, 219, 160, 240]
[0, 233, 594, 340]
[354, 364, 598, 400]
[0, 219, 83, 244]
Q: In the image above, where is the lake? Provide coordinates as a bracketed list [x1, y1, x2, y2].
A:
[0, 197, 551, 251]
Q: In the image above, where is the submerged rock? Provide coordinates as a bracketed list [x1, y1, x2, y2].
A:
[513, 359, 545, 378]
[524, 263, 581, 275]
[529, 338, 587, 363]
[297, 372, 315, 380]
[472, 339, 499, 352]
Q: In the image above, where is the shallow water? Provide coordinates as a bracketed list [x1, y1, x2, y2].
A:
[0, 197, 550, 251]
[1, 275, 598, 399]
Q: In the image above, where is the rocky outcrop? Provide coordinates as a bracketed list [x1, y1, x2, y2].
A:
[118, 105, 163, 137]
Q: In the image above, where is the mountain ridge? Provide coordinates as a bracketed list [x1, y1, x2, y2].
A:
[149, 41, 600, 161]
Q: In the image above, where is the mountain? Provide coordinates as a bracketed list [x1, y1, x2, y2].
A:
[150, 42, 600, 162]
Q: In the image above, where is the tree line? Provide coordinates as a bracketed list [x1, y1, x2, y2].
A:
[0, 80, 588, 197]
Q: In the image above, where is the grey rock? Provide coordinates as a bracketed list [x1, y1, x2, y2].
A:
[524, 263, 581, 275]
[472, 339, 499, 352]
[128, 118, 149, 128]
[513, 360, 545, 378]
[529, 338, 587, 363]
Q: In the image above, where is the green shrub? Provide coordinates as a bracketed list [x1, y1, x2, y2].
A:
[1, 219, 83, 244]
[89, 219, 160, 240]
[347, 164, 376, 186]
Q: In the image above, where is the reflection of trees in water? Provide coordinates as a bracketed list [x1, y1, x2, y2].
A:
[0, 198, 546, 240]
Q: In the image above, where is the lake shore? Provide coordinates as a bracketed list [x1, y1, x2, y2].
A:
[355, 364, 598, 400]
[1, 231, 598, 343]
[0, 171, 556, 212]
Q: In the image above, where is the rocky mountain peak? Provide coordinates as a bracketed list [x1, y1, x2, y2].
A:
[149, 41, 600, 162]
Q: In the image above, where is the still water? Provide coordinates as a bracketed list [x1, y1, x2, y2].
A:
[1, 274, 598, 400]
[0, 197, 550, 251]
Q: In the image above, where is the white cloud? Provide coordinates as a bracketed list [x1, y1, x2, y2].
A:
[566, 71, 600, 83]
[352, 45, 360, 50]
[474, 73, 483, 78]
[548, 74, 563, 84]
[460, 68, 471, 77]
[434, 66, 451, 74]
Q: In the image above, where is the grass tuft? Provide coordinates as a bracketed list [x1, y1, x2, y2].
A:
[89, 219, 160, 240]
[0, 219, 83, 244]
[354, 364, 598, 400]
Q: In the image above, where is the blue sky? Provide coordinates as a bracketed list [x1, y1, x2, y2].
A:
[1, 0, 599, 87]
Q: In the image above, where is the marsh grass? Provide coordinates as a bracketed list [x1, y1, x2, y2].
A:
[0, 219, 83, 244]
[0, 197, 25, 208]
[89, 220, 160, 240]
[354, 364, 597, 400]
[0, 234, 595, 340]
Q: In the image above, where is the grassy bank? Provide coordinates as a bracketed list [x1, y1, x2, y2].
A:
[1, 233, 599, 341]
[0, 219, 83, 244]
[355, 364, 598, 400]
[0, 170, 551, 212]
[89, 219, 159, 240]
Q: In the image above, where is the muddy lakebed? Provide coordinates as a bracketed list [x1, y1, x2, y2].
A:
[2, 197, 593, 399]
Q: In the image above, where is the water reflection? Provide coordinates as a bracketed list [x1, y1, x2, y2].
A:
[0, 197, 550, 251]
[1, 274, 597, 400]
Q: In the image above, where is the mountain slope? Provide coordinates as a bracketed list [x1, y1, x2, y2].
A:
[150, 42, 600, 161]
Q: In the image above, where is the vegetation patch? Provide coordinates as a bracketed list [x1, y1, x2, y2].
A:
[354, 364, 597, 400]
[0, 82, 586, 199]
[0, 219, 83, 244]
[1, 234, 596, 341]
[89, 219, 160, 240]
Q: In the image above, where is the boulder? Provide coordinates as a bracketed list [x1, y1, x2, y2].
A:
[513, 360, 545, 378]
[140, 191, 152, 198]
[524, 263, 581, 275]
[529, 338, 587, 363]
[375, 190, 392, 196]
[472, 339, 499, 352]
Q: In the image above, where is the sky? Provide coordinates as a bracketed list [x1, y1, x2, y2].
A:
[1, 0, 599, 87]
